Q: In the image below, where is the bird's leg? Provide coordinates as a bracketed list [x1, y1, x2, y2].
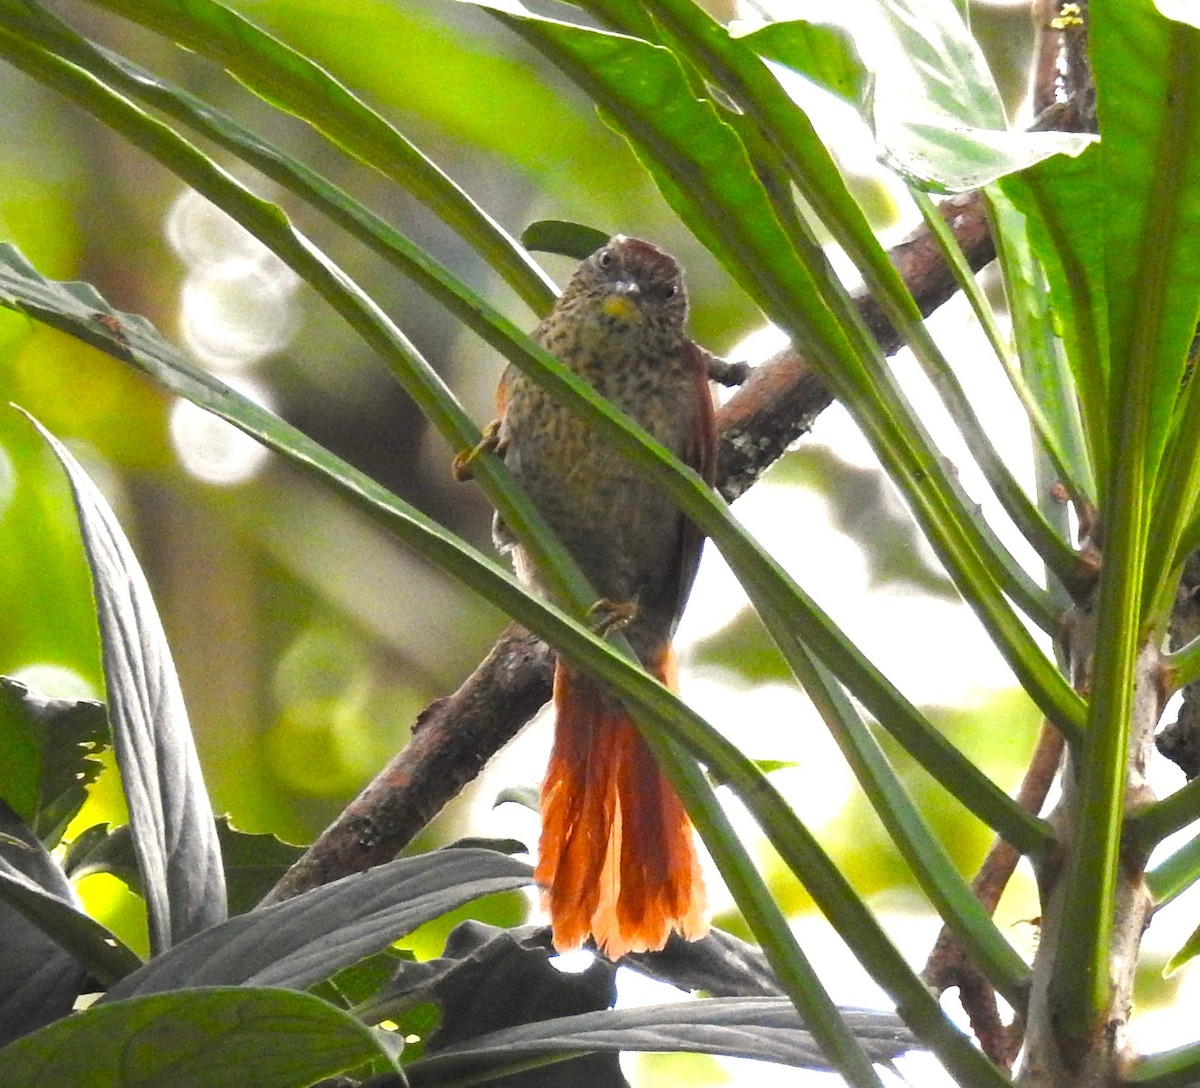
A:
[586, 598, 638, 637]
[452, 419, 504, 481]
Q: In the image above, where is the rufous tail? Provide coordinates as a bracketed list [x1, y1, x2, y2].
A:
[535, 646, 708, 959]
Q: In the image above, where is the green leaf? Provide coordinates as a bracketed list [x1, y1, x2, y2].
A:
[213, 821, 304, 916]
[735, 18, 869, 107]
[986, 187, 1098, 506]
[868, 0, 1093, 191]
[0, 987, 395, 1088]
[0, 828, 142, 988]
[104, 849, 531, 1000]
[1094, 0, 1200, 491]
[1147, 828, 1200, 908]
[1127, 1037, 1200, 1087]
[63, 820, 305, 917]
[996, 143, 1110, 487]
[77, 0, 556, 314]
[521, 219, 610, 259]
[0, 803, 91, 1045]
[0, 676, 106, 848]
[491, 786, 540, 812]
[22, 411, 227, 953]
[403, 997, 922, 1085]
[1165, 921, 1200, 976]
[1108, 0, 1200, 608]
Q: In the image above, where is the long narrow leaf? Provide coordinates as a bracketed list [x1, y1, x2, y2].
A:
[1146, 829, 1200, 908]
[986, 187, 1097, 507]
[1048, 0, 1200, 1040]
[779, 644, 1029, 1003]
[0, 852, 142, 988]
[71, 0, 556, 314]
[20, 412, 227, 953]
[996, 144, 1110, 496]
[1105, 2, 1200, 622]
[402, 998, 916, 1085]
[631, 0, 1074, 621]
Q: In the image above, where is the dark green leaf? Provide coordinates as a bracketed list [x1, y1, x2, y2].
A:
[0, 676, 106, 848]
[104, 849, 531, 999]
[23, 412, 227, 953]
[0, 803, 89, 1046]
[734, 19, 869, 107]
[444, 837, 529, 856]
[0, 987, 394, 1088]
[309, 947, 410, 1011]
[521, 220, 610, 260]
[996, 144, 1109, 483]
[63, 819, 304, 917]
[214, 820, 304, 916]
[492, 786, 540, 813]
[404, 996, 918, 1086]
[0, 804, 141, 990]
[423, 921, 622, 1088]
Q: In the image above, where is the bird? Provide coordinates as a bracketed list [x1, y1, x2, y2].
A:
[486, 235, 716, 959]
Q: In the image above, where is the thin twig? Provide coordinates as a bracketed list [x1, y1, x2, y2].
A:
[921, 721, 1066, 1068]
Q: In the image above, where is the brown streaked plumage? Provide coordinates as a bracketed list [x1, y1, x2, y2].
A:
[494, 236, 715, 958]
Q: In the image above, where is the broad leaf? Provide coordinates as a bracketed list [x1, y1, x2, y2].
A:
[0, 987, 395, 1088]
[0, 805, 141, 991]
[420, 922, 621, 1088]
[0, 804, 90, 1046]
[736, 18, 869, 107]
[104, 848, 531, 999]
[868, 0, 1092, 190]
[23, 413, 226, 954]
[403, 996, 918, 1086]
[62, 818, 303, 916]
[0, 676, 106, 847]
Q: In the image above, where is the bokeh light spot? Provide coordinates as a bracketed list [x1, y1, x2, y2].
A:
[169, 377, 273, 486]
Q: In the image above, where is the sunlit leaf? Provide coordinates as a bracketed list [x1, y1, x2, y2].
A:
[868, 0, 1093, 190]
[22, 412, 227, 954]
[735, 18, 869, 107]
[0, 676, 106, 848]
[0, 987, 395, 1088]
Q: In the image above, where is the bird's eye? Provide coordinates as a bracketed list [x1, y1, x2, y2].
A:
[597, 249, 614, 268]
[660, 282, 679, 300]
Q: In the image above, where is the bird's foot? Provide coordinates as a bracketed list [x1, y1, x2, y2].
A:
[452, 419, 504, 481]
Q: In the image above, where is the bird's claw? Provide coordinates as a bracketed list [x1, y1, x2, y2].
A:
[587, 598, 638, 637]
[452, 419, 504, 481]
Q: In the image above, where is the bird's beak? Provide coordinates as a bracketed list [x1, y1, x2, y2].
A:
[601, 281, 641, 322]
